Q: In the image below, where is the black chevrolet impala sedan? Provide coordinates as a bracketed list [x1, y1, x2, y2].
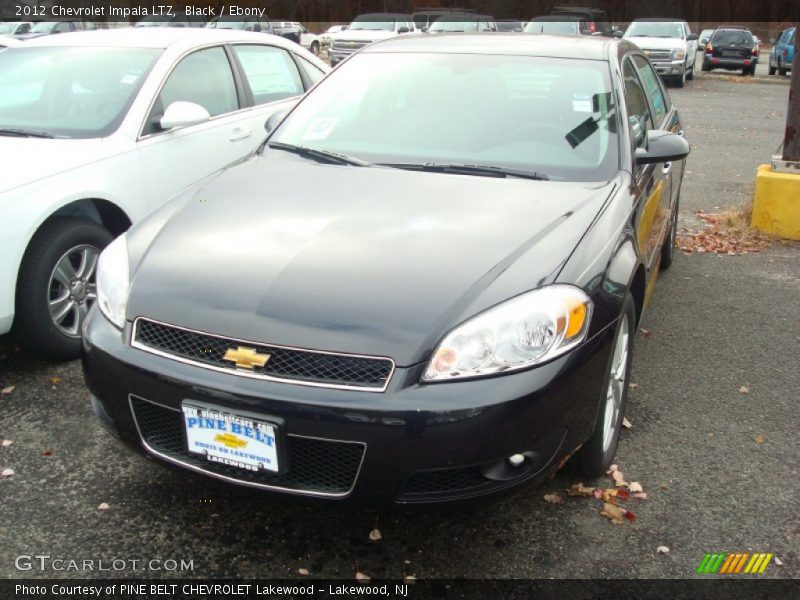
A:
[82, 34, 689, 507]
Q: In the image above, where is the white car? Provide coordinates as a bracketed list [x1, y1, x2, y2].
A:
[0, 21, 33, 36]
[0, 35, 20, 49]
[623, 20, 699, 87]
[0, 28, 328, 359]
[328, 13, 416, 66]
[320, 25, 347, 47]
[289, 22, 322, 55]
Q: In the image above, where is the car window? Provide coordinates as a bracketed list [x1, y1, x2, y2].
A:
[632, 55, 667, 126]
[54, 22, 72, 33]
[232, 45, 304, 105]
[712, 30, 753, 45]
[296, 55, 326, 86]
[157, 46, 238, 120]
[622, 58, 652, 149]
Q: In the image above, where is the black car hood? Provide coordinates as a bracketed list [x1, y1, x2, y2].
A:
[127, 155, 615, 366]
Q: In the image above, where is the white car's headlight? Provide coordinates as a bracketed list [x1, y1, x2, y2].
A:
[96, 234, 130, 329]
[672, 48, 687, 60]
[423, 285, 593, 382]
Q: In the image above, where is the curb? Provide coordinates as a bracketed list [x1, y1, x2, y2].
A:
[694, 73, 790, 86]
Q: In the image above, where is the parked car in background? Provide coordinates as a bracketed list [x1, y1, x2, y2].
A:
[321, 24, 347, 47]
[427, 14, 497, 34]
[82, 33, 689, 508]
[550, 6, 613, 36]
[702, 28, 759, 75]
[623, 20, 698, 87]
[525, 16, 591, 36]
[205, 17, 273, 33]
[412, 8, 475, 32]
[698, 28, 714, 46]
[769, 26, 795, 75]
[290, 22, 322, 56]
[0, 21, 32, 36]
[0, 34, 20, 49]
[272, 22, 302, 45]
[329, 13, 415, 66]
[495, 19, 524, 32]
[135, 8, 207, 28]
[15, 21, 91, 40]
[0, 28, 328, 359]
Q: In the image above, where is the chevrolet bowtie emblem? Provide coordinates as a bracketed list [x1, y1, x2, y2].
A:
[223, 346, 270, 370]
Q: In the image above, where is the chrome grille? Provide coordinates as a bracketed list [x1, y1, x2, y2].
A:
[132, 318, 394, 392]
[643, 50, 673, 62]
[130, 396, 365, 497]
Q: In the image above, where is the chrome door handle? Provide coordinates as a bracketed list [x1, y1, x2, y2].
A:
[229, 128, 252, 142]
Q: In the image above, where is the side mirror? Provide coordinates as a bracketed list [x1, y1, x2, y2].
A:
[398, 26, 410, 34]
[612, 30, 624, 38]
[160, 101, 211, 130]
[264, 109, 290, 134]
[686, 33, 698, 41]
[635, 130, 690, 165]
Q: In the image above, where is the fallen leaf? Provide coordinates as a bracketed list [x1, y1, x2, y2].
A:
[600, 502, 626, 524]
[97, 502, 110, 510]
[297, 568, 309, 576]
[622, 417, 633, 429]
[633, 492, 648, 500]
[660, 483, 668, 490]
[606, 464, 618, 474]
[775, 557, 783, 566]
[640, 328, 652, 338]
[41, 450, 54, 457]
[629, 482, 643, 493]
[543, 493, 563, 504]
[615, 488, 630, 501]
[754, 435, 766, 444]
[368, 528, 382, 542]
[624, 510, 637, 522]
[49, 377, 62, 385]
[404, 575, 417, 584]
[355, 571, 371, 583]
[1, 386, 14, 395]
[1, 468, 14, 477]
[657, 546, 670, 554]
[628, 383, 639, 389]
[739, 386, 750, 394]
[1, 440, 12, 447]
[568, 482, 596, 496]
[612, 469, 626, 486]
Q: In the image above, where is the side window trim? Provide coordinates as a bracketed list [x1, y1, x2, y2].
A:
[230, 43, 306, 106]
[631, 53, 669, 129]
[225, 43, 255, 108]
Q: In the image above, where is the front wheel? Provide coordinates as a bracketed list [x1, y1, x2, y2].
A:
[686, 61, 695, 80]
[14, 217, 113, 361]
[573, 294, 636, 477]
[769, 65, 777, 75]
[778, 59, 787, 76]
[310, 41, 320, 56]
[673, 68, 686, 88]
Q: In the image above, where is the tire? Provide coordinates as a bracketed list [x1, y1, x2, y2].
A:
[14, 217, 113, 361]
[310, 41, 320, 56]
[768, 65, 777, 75]
[686, 60, 695, 80]
[778, 59, 787, 76]
[660, 199, 679, 270]
[573, 293, 636, 477]
[673, 68, 686, 88]
[701, 62, 711, 72]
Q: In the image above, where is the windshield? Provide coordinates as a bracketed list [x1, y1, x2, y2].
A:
[0, 23, 22, 34]
[206, 21, 248, 30]
[712, 30, 753, 45]
[496, 21, 523, 32]
[429, 20, 479, 33]
[268, 52, 618, 181]
[30, 22, 60, 33]
[525, 20, 579, 34]
[350, 20, 395, 31]
[625, 21, 684, 38]
[0, 47, 161, 139]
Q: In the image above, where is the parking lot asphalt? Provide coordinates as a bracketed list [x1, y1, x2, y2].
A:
[1, 76, 798, 581]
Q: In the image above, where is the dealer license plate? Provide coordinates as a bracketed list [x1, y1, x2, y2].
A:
[182, 402, 279, 472]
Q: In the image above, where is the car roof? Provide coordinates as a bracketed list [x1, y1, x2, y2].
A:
[18, 27, 300, 51]
[352, 13, 412, 20]
[365, 32, 618, 60]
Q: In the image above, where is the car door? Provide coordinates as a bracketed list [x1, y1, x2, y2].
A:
[683, 22, 697, 61]
[136, 45, 254, 208]
[621, 56, 669, 270]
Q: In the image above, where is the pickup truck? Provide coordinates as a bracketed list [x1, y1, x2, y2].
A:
[622, 19, 699, 87]
[329, 13, 416, 66]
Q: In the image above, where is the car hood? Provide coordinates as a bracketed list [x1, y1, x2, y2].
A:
[0, 137, 113, 194]
[625, 36, 687, 51]
[333, 29, 398, 43]
[127, 155, 615, 366]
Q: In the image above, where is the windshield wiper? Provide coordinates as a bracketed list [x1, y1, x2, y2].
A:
[0, 128, 54, 139]
[376, 162, 549, 181]
[267, 142, 371, 167]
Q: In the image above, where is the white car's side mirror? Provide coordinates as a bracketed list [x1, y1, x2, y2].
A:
[160, 101, 211, 131]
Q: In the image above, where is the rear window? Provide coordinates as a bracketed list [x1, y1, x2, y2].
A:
[712, 30, 753, 45]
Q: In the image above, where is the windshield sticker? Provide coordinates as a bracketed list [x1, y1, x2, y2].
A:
[302, 117, 338, 140]
[573, 93, 592, 113]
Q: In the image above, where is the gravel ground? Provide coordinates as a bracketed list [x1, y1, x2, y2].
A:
[0, 74, 798, 581]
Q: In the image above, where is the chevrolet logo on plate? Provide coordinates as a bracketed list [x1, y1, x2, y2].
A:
[223, 346, 270, 370]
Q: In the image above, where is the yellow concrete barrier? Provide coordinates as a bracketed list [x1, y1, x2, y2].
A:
[751, 164, 800, 240]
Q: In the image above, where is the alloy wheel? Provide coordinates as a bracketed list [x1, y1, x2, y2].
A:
[48, 244, 100, 338]
[601, 314, 630, 452]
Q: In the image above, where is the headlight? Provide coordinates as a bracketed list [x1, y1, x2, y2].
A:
[96, 234, 130, 329]
[423, 285, 592, 382]
[672, 48, 687, 60]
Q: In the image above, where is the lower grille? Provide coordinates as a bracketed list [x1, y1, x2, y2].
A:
[397, 466, 512, 503]
[132, 318, 394, 392]
[130, 396, 365, 497]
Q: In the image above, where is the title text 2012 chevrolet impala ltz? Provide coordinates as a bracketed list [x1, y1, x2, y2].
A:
[82, 34, 689, 507]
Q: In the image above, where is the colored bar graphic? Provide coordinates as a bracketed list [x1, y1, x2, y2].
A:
[700, 552, 774, 575]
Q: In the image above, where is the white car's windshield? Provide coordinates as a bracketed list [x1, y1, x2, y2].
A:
[525, 20, 580, 34]
[429, 20, 480, 33]
[350, 20, 395, 31]
[0, 47, 161, 139]
[269, 52, 618, 181]
[625, 21, 684, 38]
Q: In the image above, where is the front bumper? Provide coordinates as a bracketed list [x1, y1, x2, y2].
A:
[650, 59, 686, 77]
[82, 308, 615, 507]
